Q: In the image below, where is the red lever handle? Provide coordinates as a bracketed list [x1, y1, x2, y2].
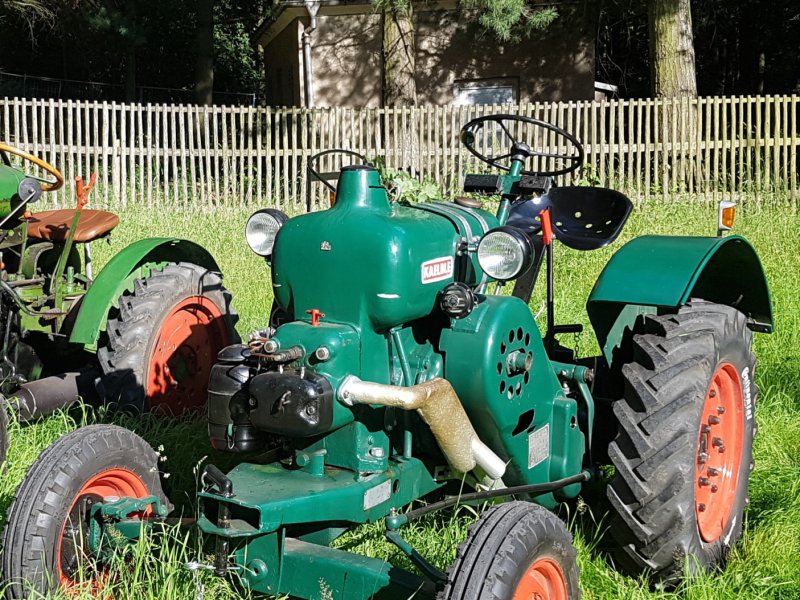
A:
[305, 308, 325, 327]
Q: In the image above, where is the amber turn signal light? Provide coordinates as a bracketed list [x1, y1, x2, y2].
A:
[717, 201, 736, 236]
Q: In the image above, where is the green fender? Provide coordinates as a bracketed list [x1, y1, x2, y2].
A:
[69, 238, 220, 350]
[587, 235, 773, 363]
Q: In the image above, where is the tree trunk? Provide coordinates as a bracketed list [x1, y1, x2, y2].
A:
[382, 6, 418, 172]
[648, 0, 697, 97]
[195, 0, 214, 106]
[382, 6, 416, 107]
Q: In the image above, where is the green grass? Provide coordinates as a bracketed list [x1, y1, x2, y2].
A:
[1, 200, 799, 599]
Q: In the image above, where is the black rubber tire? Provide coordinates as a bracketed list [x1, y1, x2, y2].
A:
[439, 501, 580, 600]
[98, 261, 238, 414]
[0, 399, 8, 466]
[606, 301, 757, 580]
[1, 425, 169, 599]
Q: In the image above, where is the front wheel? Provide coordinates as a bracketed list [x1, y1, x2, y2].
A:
[98, 262, 238, 415]
[1, 425, 169, 598]
[607, 301, 756, 580]
[439, 501, 580, 600]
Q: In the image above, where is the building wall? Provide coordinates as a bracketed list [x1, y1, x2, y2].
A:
[415, 5, 596, 104]
[260, 2, 596, 107]
[264, 20, 303, 107]
[308, 12, 384, 108]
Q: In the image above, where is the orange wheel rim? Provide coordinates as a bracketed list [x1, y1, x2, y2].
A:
[56, 468, 150, 594]
[695, 362, 745, 543]
[146, 295, 229, 414]
[513, 557, 568, 600]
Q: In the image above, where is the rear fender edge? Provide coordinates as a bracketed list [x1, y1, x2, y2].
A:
[588, 235, 773, 364]
[68, 238, 220, 349]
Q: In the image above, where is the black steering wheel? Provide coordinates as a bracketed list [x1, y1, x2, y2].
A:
[460, 115, 584, 177]
[306, 149, 369, 211]
[307, 149, 369, 193]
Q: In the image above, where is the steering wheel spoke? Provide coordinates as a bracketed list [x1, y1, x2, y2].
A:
[460, 114, 584, 178]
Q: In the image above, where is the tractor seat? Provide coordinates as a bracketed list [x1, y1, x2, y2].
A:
[27, 209, 120, 243]
[507, 186, 633, 251]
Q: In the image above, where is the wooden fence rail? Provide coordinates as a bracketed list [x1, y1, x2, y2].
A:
[1, 95, 798, 210]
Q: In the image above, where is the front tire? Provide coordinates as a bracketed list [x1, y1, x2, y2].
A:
[1, 425, 169, 599]
[607, 301, 756, 580]
[98, 262, 238, 414]
[439, 501, 580, 600]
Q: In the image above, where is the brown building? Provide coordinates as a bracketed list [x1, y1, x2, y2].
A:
[253, 0, 598, 107]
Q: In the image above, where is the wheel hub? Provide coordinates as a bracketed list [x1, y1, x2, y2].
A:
[57, 468, 150, 593]
[695, 362, 745, 543]
[147, 296, 229, 414]
[513, 557, 567, 600]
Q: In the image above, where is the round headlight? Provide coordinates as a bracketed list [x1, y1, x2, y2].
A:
[477, 227, 534, 281]
[246, 209, 289, 257]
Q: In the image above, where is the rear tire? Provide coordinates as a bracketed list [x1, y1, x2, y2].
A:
[1, 425, 169, 599]
[0, 400, 7, 465]
[439, 501, 580, 600]
[98, 262, 238, 415]
[606, 301, 756, 580]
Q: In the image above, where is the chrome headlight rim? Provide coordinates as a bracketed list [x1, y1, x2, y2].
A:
[477, 226, 534, 282]
[245, 208, 289, 257]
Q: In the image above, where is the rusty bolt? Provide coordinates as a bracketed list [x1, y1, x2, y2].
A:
[709, 415, 721, 425]
[698, 477, 710, 487]
[712, 436, 724, 447]
[708, 467, 720, 477]
[698, 503, 706, 512]
[717, 406, 726, 414]
[709, 389, 717, 398]
[711, 484, 719, 493]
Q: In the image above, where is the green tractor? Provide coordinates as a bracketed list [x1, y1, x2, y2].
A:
[2, 115, 771, 599]
[0, 143, 238, 459]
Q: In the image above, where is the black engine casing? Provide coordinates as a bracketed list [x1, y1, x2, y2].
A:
[249, 370, 333, 437]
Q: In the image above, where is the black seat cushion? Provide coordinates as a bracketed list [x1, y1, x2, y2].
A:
[507, 186, 632, 251]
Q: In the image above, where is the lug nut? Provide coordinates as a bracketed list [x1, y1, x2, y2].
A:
[698, 477, 710, 487]
[708, 415, 721, 425]
[709, 389, 717, 398]
[698, 503, 706, 512]
[712, 436, 724, 447]
[698, 451, 710, 464]
[701, 425, 711, 433]
[717, 406, 726, 414]
[711, 484, 719, 493]
[707, 467, 720, 477]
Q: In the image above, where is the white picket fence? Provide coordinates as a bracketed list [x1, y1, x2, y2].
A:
[1, 96, 799, 209]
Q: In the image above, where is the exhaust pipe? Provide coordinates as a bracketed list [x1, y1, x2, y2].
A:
[338, 376, 506, 481]
[13, 369, 100, 422]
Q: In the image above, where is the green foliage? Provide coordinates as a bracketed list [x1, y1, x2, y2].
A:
[0, 0, 266, 99]
[459, 0, 558, 42]
[370, 156, 441, 203]
[370, 0, 557, 42]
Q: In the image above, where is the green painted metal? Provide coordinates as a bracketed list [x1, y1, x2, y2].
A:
[272, 167, 497, 389]
[587, 234, 773, 356]
[0, 164, 24, 221]
[198, 455, 439, 536]
[69, 238, 219, 349]
[239, 533, 433, 599]
[439, 295, 584, 507]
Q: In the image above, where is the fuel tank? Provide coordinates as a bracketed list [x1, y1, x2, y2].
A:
[272, 166, 493, 332]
